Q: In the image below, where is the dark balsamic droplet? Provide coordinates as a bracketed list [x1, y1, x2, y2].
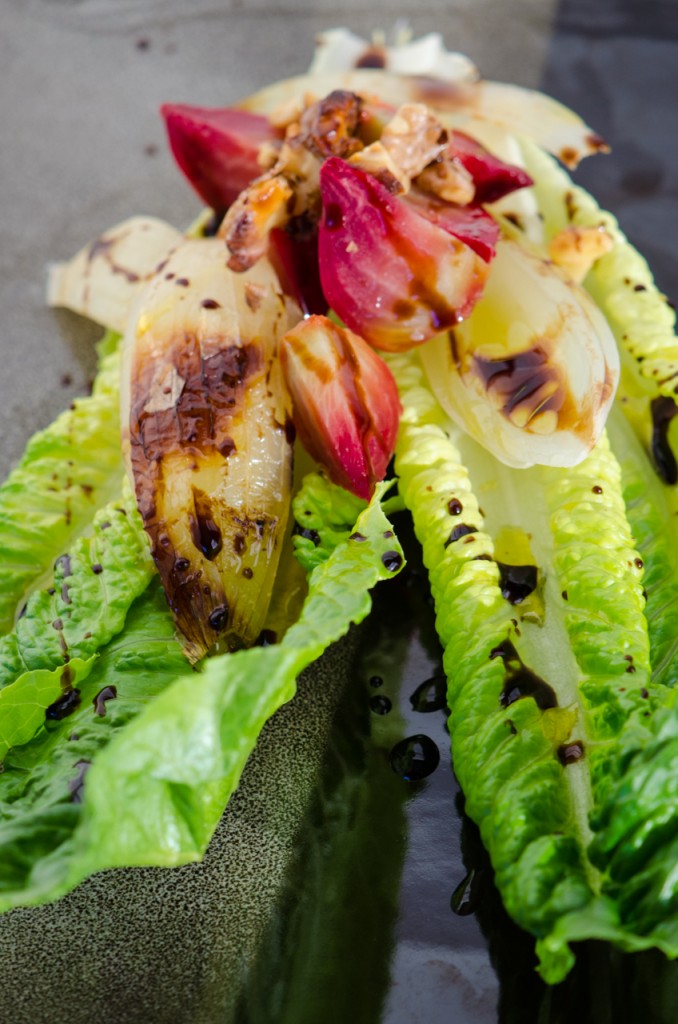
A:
[201, 298, 221, 309]
[201, 209, 226, 237]
[389, 735, 440, 781]
[68, 760, 91, 803]
[256, 629, 278, 647]
[46, 689, 82, 721]
[445, 523, 477, 547]
[651, 395, 678, 485]
[91, 563, 103, 575]
[450, 868, 483, 916]
[410, 674, 448, 713]
[93, 685, 117, 717]
[242, 567, 254, 579]
[284, 419, 296, 445]
[174, 557, 190, 572]
[218, 436, 236, 458]
[381, 550, 403, 572]
[349, 532, 367, 542]
[492, 639, 558, 710]
[55, 554, 72, 576]
[189, 509, 223, 560]
[355, 46, 386, 68]
[293, 523, 321, 546]
[557, 741, 585, 765]
[208, 605, 229, 631]
[448, 498, 463, 515]
[496, 563, 538, 605]
[369, 694, 392, 715]
[368, 675, 384, 688]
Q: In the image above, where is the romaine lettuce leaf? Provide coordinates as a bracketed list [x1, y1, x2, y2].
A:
[388, 348, 676, 982]
[292, 471, 367, 572]
[0, 582, 188, 911]
[0, 485, 155, 690]
[0, 656, 96, 761]
[0, 484, 402, 912]
[0, 331, 125, 635]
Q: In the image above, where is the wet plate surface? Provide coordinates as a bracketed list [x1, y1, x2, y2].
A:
[1, 1, 677, 1022]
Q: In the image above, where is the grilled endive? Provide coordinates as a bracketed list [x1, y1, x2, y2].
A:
[120, 238, 299, 661]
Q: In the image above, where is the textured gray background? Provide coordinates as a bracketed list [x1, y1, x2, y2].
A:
[1, 1, 677, 1022]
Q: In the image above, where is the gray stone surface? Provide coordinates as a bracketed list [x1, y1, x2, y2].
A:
[1, 2, 677, 1022]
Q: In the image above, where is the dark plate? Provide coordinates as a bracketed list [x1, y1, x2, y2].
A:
[1, 2, 677, 1021]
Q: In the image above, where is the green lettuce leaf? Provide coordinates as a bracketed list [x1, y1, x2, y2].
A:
[0, 657, 96, 762]
[0, 485, 155, 690]
[389, 349, 673, 983]
[0, 582, 188, 911]
[292, 471, 367, 572]
[0, 485, 402, 912]
[0, 331, 125, 635]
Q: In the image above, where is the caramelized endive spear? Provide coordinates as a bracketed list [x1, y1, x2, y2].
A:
[121, 237, 300, 662]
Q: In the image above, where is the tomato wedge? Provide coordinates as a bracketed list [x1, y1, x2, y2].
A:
[161, 104, 276, 211]
[448, 130, 533, 204]
[318, 157, 490, 351]
[280, 315, 401, 499]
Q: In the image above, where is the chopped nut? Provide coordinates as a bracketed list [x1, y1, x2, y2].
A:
[221, 175, 294, 272]
[415, 156, 476, 205]
[348, 141, 408, 193]
[548, 225, 614, 283]
[380, 102, 448, 180]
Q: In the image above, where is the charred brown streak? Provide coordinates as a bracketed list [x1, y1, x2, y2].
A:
[392, 226, 463, 334]
[127, 332, 261, 656]
[338, 333, 384, 456]
[130, 333, 261, 465]
[88, 234, 139, 283]
[474, 346, 561, 420]
[650, 395, 678, 485]
[491, 638, 558, 710]
[472, 345, 585, 438]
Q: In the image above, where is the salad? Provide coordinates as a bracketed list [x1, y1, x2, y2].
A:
[1, 26, 678, 989]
